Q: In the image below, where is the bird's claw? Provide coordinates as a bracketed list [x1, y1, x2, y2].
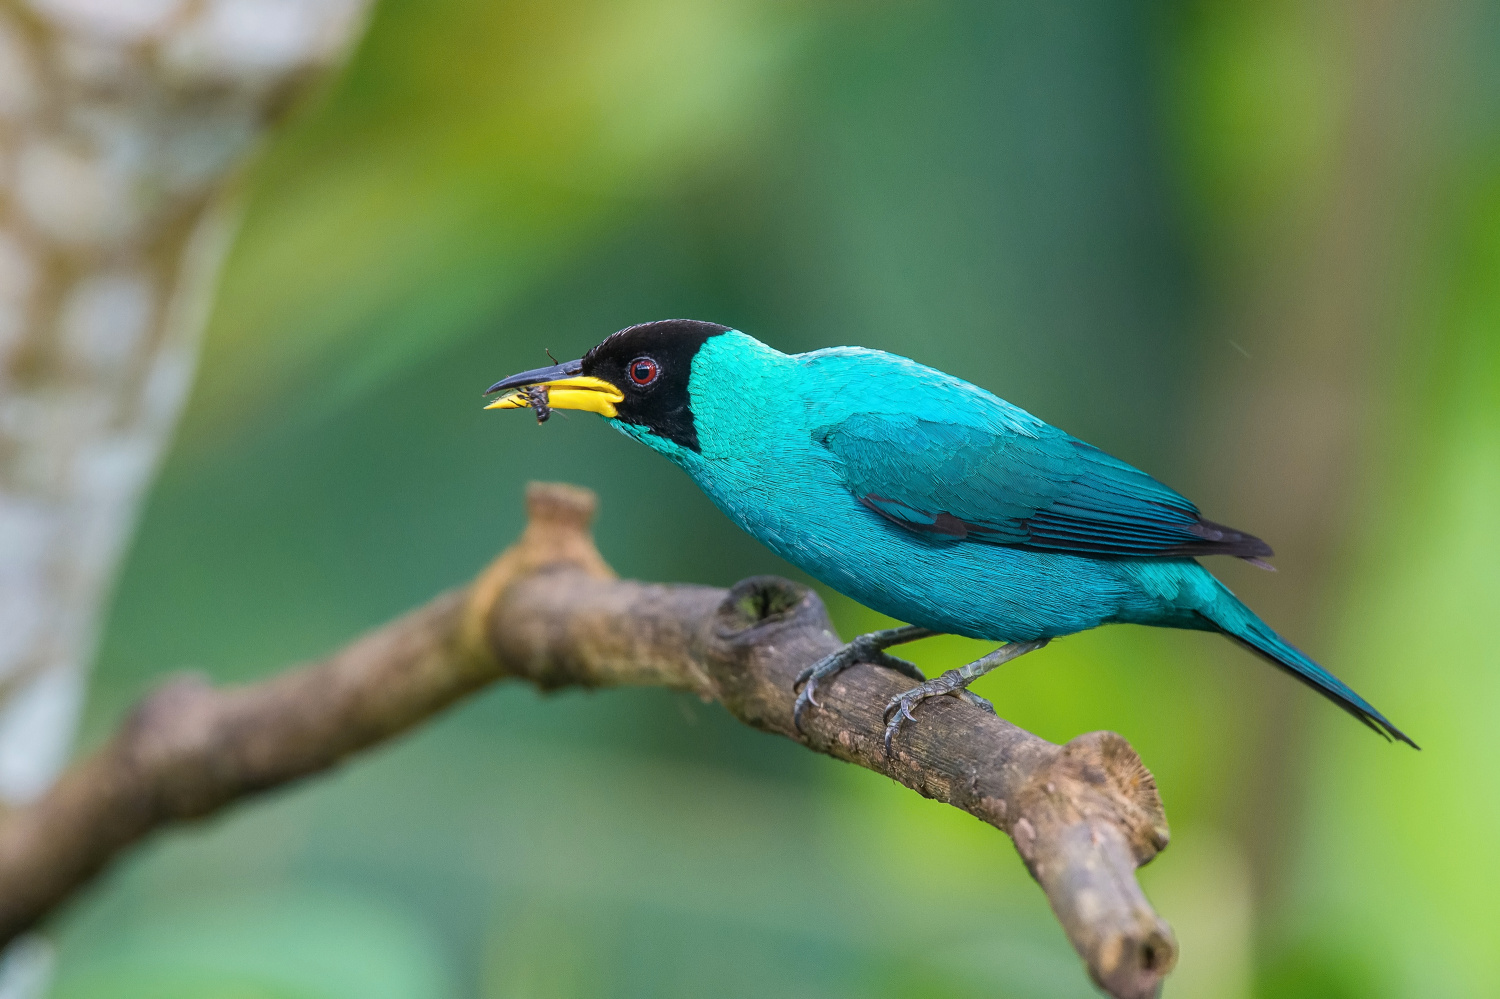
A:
[791, 661, 821, 693]
[882, 692, 923, 755]
[792, 650, 848, 732]
[955, 688, 995, 714]
[881, 671, 993, 755]
[791, 676, 823, 733]
[792, 641, 927, 733]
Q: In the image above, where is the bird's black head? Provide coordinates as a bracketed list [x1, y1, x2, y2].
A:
[485, 319, 731, 452]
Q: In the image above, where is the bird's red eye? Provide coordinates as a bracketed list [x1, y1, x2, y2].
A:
[628, 357, 659, 386]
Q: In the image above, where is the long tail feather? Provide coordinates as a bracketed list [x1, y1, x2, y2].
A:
[1200, 584, 1417, 748]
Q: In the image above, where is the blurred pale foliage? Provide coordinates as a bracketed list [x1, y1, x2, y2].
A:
[25, 1, 1500, 998]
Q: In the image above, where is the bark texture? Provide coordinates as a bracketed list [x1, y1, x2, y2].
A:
[0, 483, 1177, 998]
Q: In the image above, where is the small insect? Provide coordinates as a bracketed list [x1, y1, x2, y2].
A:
[522, 384, 550, 424]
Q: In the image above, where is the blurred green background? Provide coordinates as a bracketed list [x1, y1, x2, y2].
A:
[52, 0, 1500, 997]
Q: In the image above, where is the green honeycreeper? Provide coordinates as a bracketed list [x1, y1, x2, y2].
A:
[486, 320, 1415, 751]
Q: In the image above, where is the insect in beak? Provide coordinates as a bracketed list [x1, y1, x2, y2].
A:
[523, 385, 551, 424]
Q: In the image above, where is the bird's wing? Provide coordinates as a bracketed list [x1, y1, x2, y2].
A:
[815, 411, 1271, 559]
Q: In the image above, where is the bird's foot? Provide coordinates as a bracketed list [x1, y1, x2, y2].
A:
[881, 671, 995, 755]
[879, 638, 1050, 755]
[792, 626, 932, 732]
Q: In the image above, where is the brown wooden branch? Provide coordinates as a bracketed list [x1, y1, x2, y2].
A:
[0, 483, 1177, 998]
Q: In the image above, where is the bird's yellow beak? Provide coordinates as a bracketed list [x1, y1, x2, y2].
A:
[485, 376, 623, 417]
[483, 361, 624, 417]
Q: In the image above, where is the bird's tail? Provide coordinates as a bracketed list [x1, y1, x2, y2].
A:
[1198, 580, 1417, 748]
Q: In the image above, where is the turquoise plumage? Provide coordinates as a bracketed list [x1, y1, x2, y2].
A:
[487, 320, 1414, 749]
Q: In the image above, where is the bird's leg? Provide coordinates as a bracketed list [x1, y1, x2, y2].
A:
[882, 638, 1051, 754]
[792, 625, 936, 732]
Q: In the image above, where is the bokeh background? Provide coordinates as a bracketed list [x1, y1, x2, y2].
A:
[36, 0, 1500, 996]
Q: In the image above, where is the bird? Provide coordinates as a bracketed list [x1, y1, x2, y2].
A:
[485, 319, 1415, 751]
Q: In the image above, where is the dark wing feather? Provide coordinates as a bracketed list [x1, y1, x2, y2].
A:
[817, 413, 1271, 560]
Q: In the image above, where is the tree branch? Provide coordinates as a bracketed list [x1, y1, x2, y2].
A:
[0, 483, 1177, 998]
